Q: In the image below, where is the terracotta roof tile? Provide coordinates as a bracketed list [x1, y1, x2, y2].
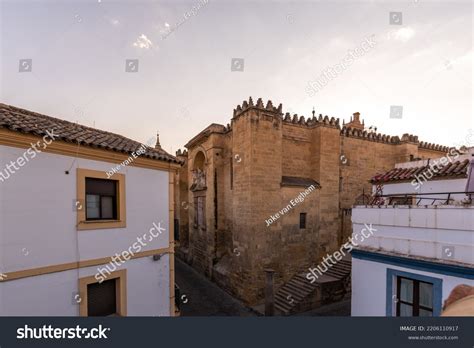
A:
[0, 103, 181, 164]
[371, 159, 470, 183]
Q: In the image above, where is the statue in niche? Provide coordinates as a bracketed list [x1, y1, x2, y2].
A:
[191, 168, 206, 191]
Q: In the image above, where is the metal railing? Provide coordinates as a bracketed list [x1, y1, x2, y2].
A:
[366, 191, 474, 206]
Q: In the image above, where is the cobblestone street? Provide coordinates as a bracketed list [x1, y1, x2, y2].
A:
[175, 258, 256, 316]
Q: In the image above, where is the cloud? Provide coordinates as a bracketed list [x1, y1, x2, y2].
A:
[388, 27, 415, 43]
[133, 34, 153, 49]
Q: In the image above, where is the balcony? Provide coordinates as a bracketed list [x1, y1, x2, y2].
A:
[352, 192, 474, 265]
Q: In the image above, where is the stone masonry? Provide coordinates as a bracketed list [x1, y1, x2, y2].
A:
[174, 97, 449, 305]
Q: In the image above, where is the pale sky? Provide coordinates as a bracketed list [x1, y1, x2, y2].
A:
[1, 0, 473, 155]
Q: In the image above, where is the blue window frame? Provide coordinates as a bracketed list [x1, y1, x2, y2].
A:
[386, 269, 442, 316]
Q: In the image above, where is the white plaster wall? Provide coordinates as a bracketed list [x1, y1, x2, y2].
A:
[351, 257, 474, 316]
[120, 254, 170, 316]
[0, 144, 170, 272]
[0, 256, 170, 316]
[353, 206, 474, 264]
[0, 144, 172, 316]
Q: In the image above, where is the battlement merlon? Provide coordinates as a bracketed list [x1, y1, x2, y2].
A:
[184, 97, 451, 153]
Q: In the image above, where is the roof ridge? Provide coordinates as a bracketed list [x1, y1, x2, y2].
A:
[0, 103, 134, 140]
[371, 159, 470, 183]
[0, 102, 180, 164]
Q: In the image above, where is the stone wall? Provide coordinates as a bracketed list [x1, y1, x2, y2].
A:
[176, 97, 450, 305]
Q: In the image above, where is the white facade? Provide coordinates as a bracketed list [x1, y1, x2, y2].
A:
[0, 144, 173, 316]
[352, 205, 473, 264]
[378, 179, 467, 202]
[352, 257, 471, 316]
[351, 176, 474, 316]
[0, 256, 170, 316]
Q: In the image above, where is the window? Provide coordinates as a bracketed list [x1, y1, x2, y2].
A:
[79, 269, 127, 316]
[396, 276, 433, 317]
[76, 168, 126, 230]
[87, 279, 117, 316]
[299, 213, 307, 229]
[86, 178, 117, 220]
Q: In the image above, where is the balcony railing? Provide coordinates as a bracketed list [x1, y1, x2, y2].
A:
[365, 191, 474, 206]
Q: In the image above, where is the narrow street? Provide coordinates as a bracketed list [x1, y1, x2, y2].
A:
[175, 258, 351, 317]
[175, 258, 256, 316]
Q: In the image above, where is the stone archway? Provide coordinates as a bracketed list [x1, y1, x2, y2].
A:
[191, 151, 206, 191]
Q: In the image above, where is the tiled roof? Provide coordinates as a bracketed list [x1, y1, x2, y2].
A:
[0, 103, 180, 164]
[281, 176, 321, 188]
[370, 159, 470, 183]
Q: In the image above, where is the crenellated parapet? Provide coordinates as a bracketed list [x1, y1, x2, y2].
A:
[340, 127, 449, 151]
[233, 97, 282, 118]
[418, 141, 450, 153]
[400, 133, 419, 143]
[341, 126, 401, 144]
[234, 96, 342, 130]
[282, 112, 340, 129]
[176, 148, 188, 157]
[219, 97, 451, 152]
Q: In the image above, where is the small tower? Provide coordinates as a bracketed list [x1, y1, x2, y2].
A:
[155, 132, 162, 150]
[344, 112, 365, 130]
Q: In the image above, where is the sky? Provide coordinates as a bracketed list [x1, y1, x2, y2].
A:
[1, 0, 473, 156]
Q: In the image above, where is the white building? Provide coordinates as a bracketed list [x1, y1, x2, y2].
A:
[0, 103, 181, 316]
[351, 150, 474, 316]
